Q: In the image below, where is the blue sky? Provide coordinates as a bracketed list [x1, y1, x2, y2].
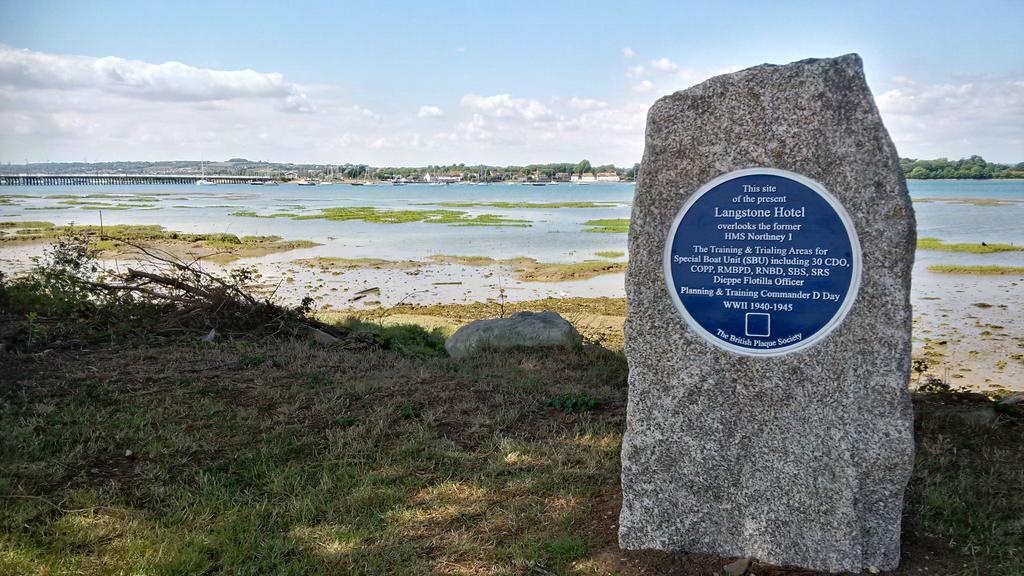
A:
[1, 0, 1022, 165]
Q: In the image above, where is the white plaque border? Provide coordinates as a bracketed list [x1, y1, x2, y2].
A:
[662, 167, 863, 357]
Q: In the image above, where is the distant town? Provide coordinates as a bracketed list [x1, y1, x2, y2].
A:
[0, 159, 637, 185]
[1, 156, 1021, 186]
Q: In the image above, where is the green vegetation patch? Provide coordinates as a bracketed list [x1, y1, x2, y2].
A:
[230, 210, 300, 218]
[450, 214, 531, 227]
[58, 199, 156, 210]
[515, 260, 627, 282]
[913, 197, 1021, 206]
[927, 265, 1024, 275]
[1, 194, 34, 205]
[232, 206, 531, 228]
[341, 318, 447, 356]
[293, 257, 422, 270]
[583, 218, 630, 233]
[594, 251, 625, 259]
[0, 221, 54, 229]
[83, 194, 161, 202]
[547, 392, 598, 414]
[917, 237, 1023, 254]
[0, 223, 318, 263]
[426, 255, 512, 266]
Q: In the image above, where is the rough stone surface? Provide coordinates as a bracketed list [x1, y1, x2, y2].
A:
[445, 311, 581, 358]
[618, 54, 916, 573]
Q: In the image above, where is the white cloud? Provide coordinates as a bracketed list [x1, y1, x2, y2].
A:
[418, 105, 444, 118]
[0, 44, 312, 111]
[650, 57, 678, 73]
[626, 65, 647, 79]
[460, 93, 556, 123]
[622, 47, 635, 59]
[875, 75, 1024, 160]
[568, 96, 608, 110]
[631, 80, 654, 94]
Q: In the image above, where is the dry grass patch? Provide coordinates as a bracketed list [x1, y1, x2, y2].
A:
[1, 333, 1019, 575]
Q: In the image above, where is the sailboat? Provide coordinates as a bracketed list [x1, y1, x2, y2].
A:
[196, 161, 217, 186]
[318, 165, 335, 185]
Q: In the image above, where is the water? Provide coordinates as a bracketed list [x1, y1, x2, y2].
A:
[3, 179, 1022, 389]
[2, 180, 1021, 264]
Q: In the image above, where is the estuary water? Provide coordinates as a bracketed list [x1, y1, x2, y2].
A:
[2, 179, 1022, 389]
[2, 180, 1022, 264]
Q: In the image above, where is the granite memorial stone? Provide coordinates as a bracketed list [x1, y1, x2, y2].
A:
[618, 54, 916, 573]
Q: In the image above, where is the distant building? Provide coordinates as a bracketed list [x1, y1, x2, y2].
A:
[284, 170, 299, 179]
[596, 172, 621, 182]
[425, 172, 463, 183]
[571, 172, 598, 183]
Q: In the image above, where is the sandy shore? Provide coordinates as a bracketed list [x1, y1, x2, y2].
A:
[2, 228, 1020, 392]
[326, 271, 1023, 393]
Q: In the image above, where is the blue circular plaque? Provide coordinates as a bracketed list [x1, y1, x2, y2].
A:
[664, 168, 861, 356]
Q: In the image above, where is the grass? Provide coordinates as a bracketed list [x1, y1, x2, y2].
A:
[906, 393, 1024, 575]
[0, 335, 1019, 575]
[228, 210, 300, 218]
[583, 219, 630, 233]
[918, 237, 1023, 254]
[0, 223, 319, 263]
[293, 257, 422, 270]
[0, 194, 32, 205]
[913, 197, 1022, 206]
[514, 260, 627, 282]
[0, 338, 628, 576]
[232, 206, 532, 228]
[57, 200, 157, 210]
[594, 251, 625, 259]
[928, 265, 1024, 275]
[0, 221, 55, 229]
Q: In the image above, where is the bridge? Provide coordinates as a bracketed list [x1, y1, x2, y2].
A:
[0, 174, 273, 186]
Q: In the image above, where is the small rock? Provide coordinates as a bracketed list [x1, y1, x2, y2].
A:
[200, 329, 218, 343]
[723, 557, 752, 576]
[444, 311, 581, 359]
[999, 392, 1024, 406]
[124, 449, 134, 458]
[295, 324, 340, 345]
[868, 566, 880, 574]
[960, 404, 997, 425]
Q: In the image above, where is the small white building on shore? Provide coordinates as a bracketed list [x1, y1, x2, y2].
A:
[424, 173, 463, 183]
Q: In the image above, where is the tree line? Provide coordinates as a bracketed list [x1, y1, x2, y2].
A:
[901, 156, 1024, 179]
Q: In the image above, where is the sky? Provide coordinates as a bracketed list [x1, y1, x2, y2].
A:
[0, 0, 1022, 166]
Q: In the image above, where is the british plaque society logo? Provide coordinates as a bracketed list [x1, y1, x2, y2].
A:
[664, 168, 862, 356]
